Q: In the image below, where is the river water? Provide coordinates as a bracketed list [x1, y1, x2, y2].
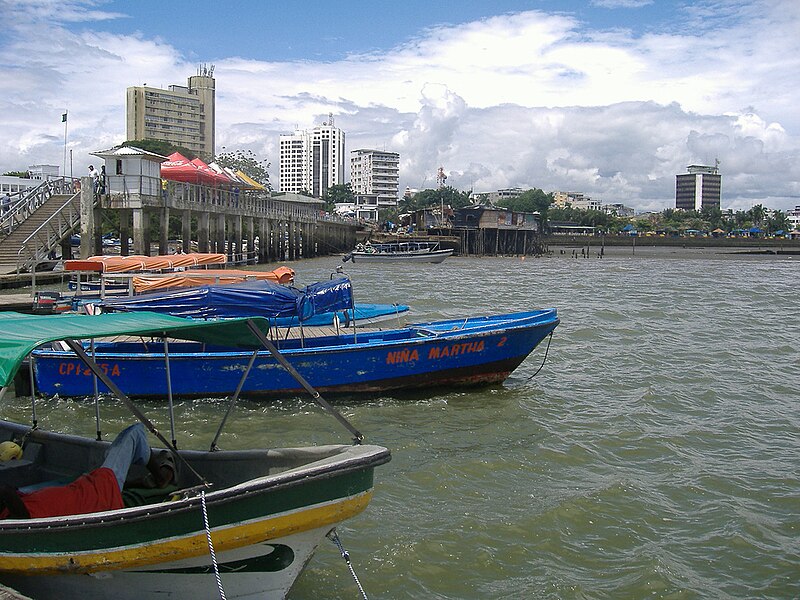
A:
[4, 247, 798, 598]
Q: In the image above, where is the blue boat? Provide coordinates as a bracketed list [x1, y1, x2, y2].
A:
[95, 277, 410, 327]
[31, 309, 559, 399]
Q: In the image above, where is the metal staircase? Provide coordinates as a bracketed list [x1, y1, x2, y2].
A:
[0, 178, 82, 274]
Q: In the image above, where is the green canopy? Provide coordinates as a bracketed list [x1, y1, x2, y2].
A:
[0, 312, 271, 388]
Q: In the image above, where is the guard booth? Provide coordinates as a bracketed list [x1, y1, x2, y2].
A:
[90, 145, 168, 256]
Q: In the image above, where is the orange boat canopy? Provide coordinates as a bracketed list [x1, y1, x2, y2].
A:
[64, 253, 227, 273]
[132, 266, 295, 293]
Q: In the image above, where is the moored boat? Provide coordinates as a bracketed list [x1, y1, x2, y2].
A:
[344, 241, 453, 263]
[0, 312, 390, 599]
[30, 309, 559, 399]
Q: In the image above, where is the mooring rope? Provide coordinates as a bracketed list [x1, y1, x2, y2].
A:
[327, 528, 369, 600]
[201, 490, 227, 600]
[523, 330, 554, 382]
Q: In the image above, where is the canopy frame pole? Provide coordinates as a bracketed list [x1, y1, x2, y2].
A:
[91, 340, 102, 441]
[244, 319, 363, 444]
[209, 349, 259, 451]
[162, 337, 177, 448]
[63, 338, 208, 485]
[28, 355, 38, 428]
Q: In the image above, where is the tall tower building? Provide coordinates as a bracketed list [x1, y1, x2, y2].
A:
[279, 115, 345, 197]
[676, 163, 722, 211]
[350, 149, 400, 209]
[126, 65, 216, 159]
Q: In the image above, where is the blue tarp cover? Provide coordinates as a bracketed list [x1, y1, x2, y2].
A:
[101, 277, 354, 322]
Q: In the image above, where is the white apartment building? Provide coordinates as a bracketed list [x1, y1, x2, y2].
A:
[787, 205, 800, 231]
[350, 149, 399, 212]
[126, 65, 216, 159]
[279, 116, 345, 197]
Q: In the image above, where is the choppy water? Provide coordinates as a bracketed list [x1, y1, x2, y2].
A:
[4, 247, 799, 599]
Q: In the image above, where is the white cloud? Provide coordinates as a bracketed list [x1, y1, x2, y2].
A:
[1, 0, 798, 211]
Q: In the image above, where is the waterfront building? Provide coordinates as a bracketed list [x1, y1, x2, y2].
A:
[676, 163, 721, 211]
[787, 205, 800, 231]
[279, 115, 345, 198]
[126, 65, 216, 159]
[553, 191, 601, 211]
[602, 203, 635, 218]
[349, 149, 400, 219]
[552, 191, 599, 210]
[0, 165, 60, 196]
[473, 188, 525, 204]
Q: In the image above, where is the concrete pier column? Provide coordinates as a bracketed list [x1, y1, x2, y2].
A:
[182, 210, 192, 253]
[260, 218, 271, 263]
[79, 177, 95, 260]
[216, 214, 227, 260]
[132, 208, 150, 256]
[234, 215, 243, 263]
[120, 209, 131, 256]
[159, 206, 170, 255]
[197, 212, 209, 253]
[246, 217, 255, 263]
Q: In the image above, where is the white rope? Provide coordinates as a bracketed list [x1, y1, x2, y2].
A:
[327, 528, 369, 600]
[201, 490, 227, 600]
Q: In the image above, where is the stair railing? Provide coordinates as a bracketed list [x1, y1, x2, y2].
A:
[0, 177, 78, 239]
[14, 190, 85, 273]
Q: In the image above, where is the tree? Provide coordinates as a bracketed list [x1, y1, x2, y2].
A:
[322, 183, 355, 211]
[214, 149, 272, 192]
[123, 139, 196, 159]
[748, 204, 766, 227]
[497, 188, 553, 214]
[3, 171, 28, 178]
[400, 186, 472, 213]
[766, 210, 790, 234]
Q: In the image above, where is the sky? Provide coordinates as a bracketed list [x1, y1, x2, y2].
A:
[1, 0, 799, 213]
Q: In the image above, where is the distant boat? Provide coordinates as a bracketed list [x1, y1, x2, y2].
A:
[31, 309, 559, 399]
[344, 241, 453, 263]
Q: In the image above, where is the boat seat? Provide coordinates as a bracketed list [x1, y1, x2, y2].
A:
[0, 442, 43, 488]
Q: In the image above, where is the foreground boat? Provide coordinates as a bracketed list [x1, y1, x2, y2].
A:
[0, 312, 390, 599]
[31, 309, 559, 399]
[344, 241, 454, 263]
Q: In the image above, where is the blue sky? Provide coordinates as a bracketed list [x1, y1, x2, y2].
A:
[88, 1, 672, 62]
[1, 0, 798, 212]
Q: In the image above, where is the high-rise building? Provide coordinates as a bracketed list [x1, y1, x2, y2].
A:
[279, 115, 345, 197]
[126, 65, 216, 159]
[676, 163, 721, 211]
[350, 149, 400, 211]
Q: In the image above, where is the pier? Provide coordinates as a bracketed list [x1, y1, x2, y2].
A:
[0, 145, 359, 276]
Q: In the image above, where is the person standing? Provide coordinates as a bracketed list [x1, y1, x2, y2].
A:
[88, 165, 100, 195]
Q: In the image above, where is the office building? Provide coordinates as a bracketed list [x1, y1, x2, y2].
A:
[126, 65, 216, 159]
[676, 164, 721, 211]
[279, 115, 345, 197]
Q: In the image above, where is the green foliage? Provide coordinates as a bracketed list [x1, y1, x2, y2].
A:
[122, 139, 196, 160]
[322, 183, 355, 211]
[3, 171, 28, 178]
[214, 149, 272, 192]
[497, 188, 553, 214]
[400, 186, 472, 213]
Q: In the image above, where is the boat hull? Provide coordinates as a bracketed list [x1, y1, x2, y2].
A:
[0, 420, 390, 599]
[32, 310, 559, 399]
[349, 248, 453, 263]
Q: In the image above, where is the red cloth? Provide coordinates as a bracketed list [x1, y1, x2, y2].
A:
[7, 467, 123, 519]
